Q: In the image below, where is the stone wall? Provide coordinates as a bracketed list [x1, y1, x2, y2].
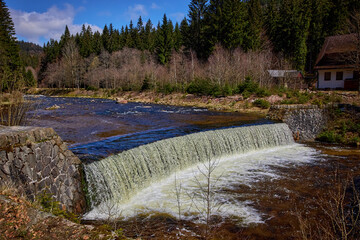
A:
[0, 126, 85, 213]
[267, 104, 332, 141]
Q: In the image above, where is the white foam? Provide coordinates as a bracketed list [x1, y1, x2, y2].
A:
[83, 144, 317, 225]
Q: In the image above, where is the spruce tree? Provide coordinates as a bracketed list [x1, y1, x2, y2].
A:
[180, 18, 190, 51]
[188, 0, 212, 59]
[306, 0, 331, 71]
[102, 24, 110, 52]
[79, 24, 93, 57]
[245, 0, 263, 51]
[128, 20, 137, 48]
[136, 16, 145, 50]
[221, 0, 248, 50]
[59, 25, 71, 53]
[144, 19, 155, 51]
[206, 0, 224, 48]
[173, 23, 183, 52]
[0, 0, 22, 91]
[92, 31, 102, 55]
[155, 14, 174, 65]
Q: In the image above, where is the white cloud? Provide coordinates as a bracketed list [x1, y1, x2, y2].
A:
[151, 3, 161, 9]
[126, 4, 148, 21]
[10, 4, 101, 44]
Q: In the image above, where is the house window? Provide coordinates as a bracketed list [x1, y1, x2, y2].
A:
[324, 72, 331, 81]
[336, 71, 343, 80]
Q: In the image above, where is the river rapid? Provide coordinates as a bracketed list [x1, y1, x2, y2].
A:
[26, 96, 360, 239]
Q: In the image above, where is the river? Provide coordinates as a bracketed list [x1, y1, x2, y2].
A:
[25, 96, 360, 239]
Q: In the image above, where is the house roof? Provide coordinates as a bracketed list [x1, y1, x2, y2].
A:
[267, 70, 303, 78]
[314, 34, 357, 70]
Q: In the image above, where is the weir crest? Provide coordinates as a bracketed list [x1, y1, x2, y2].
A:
[84, 123, 294, 208]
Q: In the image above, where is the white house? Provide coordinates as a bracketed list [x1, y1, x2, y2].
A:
[314, 34, 359, 90]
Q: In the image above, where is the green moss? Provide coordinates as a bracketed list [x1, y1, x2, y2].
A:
[36, 191, 80, 223]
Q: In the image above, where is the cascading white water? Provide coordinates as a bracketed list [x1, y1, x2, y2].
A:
[84, 123, 295, 208]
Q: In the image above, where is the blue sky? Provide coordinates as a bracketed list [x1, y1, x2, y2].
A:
[7, 0, 189, 45]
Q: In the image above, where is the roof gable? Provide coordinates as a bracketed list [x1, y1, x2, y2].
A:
[315, 34, 357, 69]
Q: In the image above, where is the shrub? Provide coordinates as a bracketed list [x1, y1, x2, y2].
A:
[317, 130, 343, 143]
[297, 93, 310, 104]
[236, 77, 259, 94]
[242, 90, 251, 99]
[85, 85, 99, 91]
[253, 99, 271, 109]
[186, 78, 213, 96]
[141, 75, 152, 91]
[256, 88, 271, 97]
[0, 92, 33, 126]
[158, 83, 176, 94]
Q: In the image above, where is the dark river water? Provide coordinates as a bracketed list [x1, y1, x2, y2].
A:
[26, 95, 270, 161]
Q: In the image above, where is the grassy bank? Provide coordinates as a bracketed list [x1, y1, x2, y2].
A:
[25, 87, 359, 114]
[317, 107, 360, 147]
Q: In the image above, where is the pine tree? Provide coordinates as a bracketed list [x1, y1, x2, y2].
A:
[92, 31, 102, 55]
[59, 25, 71, 53]
[108, 23, 120, 53]
[128, 20, 137, 48]
[136, 16, 145, 50]
[305, 0, 331, 71]
[173, 22, 183, 52]
[102, 24, 110, 52]
[155, 14, 174, 64]
[206, 0, 224, 48]
[266, 0, 311, 70]
[144, 19, 155, 51]
[79, 24, 93, 57]
[0, 0, 22, 91]
[180, 18, 190, 50]
[245, 0, 263, 51]
[221, 0, 248, 50]
[188, 0, 212, 59]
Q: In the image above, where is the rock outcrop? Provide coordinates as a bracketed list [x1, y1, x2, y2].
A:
[0, 126, 85, 213]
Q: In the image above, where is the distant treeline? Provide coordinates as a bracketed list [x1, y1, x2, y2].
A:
[38, 0, 359, 92]
[0, 0, 37, 92]
[17, 40, 43, 70]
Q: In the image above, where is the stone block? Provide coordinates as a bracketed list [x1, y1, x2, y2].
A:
[44, 177, 52, 188]
[0, 135, 8, 148]
[0, 151, 7, 163]
[42, 156, 52, 166]
[51, 167, 59, 178]
[21, 162, 32, 179]
[66, 188, 74, 200]
[7, 151, 14, 161]
[28, 153, 36, 169]
[52, 145, 59, 158]
[50, 184, 57, 195]
[35, 161, 43, 173]
[2, 161, 11, 175]
[38, 179, 46, 191]
[60, 143, 68, 151]
[40, 143, 51, 158]
[42, 165, 51, 178]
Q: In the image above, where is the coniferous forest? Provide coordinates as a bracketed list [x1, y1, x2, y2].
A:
[2, 0, 360, 95]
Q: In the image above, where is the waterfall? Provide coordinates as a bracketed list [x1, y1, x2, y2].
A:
[84, 123, 294, 207]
